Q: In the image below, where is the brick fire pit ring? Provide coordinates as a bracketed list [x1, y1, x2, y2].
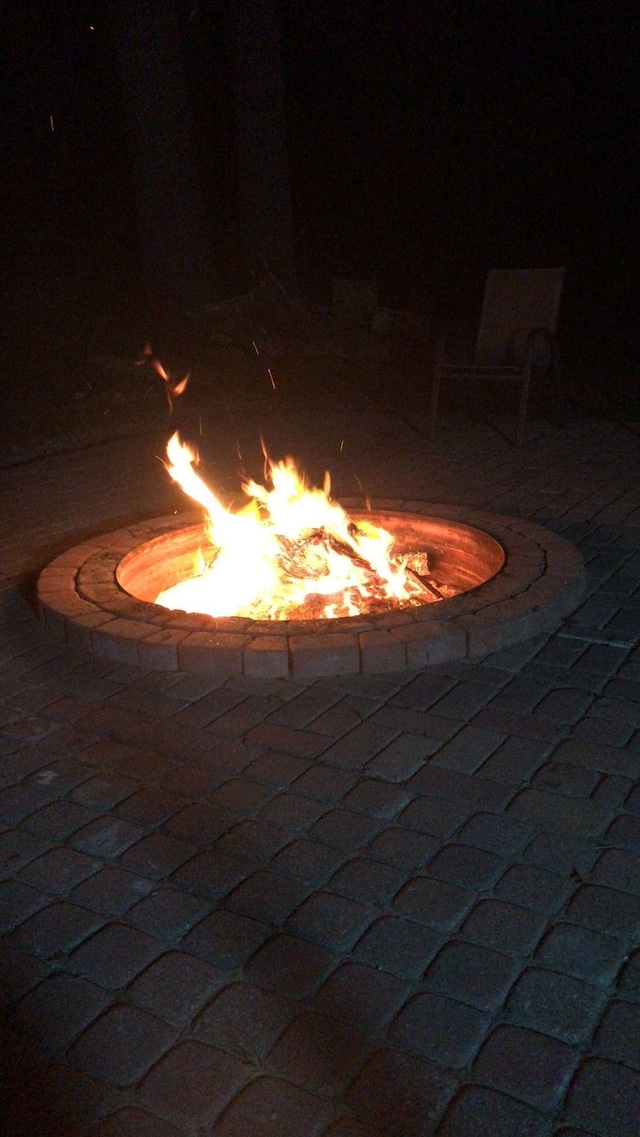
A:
[37, 502, 585, 678]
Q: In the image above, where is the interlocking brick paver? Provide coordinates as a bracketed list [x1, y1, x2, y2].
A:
[245, 933, 337, 998]
[593, 1001, 640, 1069]
[423, 940, 519, 1011]
[113, 786, 180, 823]
[310, 808, 382, 850]
[592, 846, 640, 894]
[67, 921, 162, 988]
[345, 1046, 457, 1134]
[364, 731, 432, 781]
[473, 1024, 579, 1109]
[138, 1039, 250, 1125]
[329, 855, 405, 904]
[456, 810, 532, 854]
[312, 961, 408, 1034]
[182, 908, 270, 968]
[312, 721, 399, 771]
[618, 948, 640, 996]
[460, 898, 546, 954]
[20, 798, 98, 840]
[71, 772, 137, 808]
[431, 724, 505, 774]
[127, 886, 210, 938]
[127, 949, 226, 1026]
[388, 991, 489, 1067]
[564, 1058, 640, 1137]
[366, 824, 439, 868]
[258, 789, 327, 829]
[29, 757, 94, 795]
[531, 759, 601, 797]
[169, 848, 245, 898]
[566, 883, 640, 940]
[0, 827, 49, 877]
[341, 778, 409, 817]
[392, 875, 474, 930]
[69, 1003, 177, 1085]
[212, 1076, 333, 1137]
[206, 776, 275, 815]
[192, 980, 296, 1058]
[322, 1120, 387, 1137]
[504, 966, 607, 1043]
[507, 786, 609, 838]
[9, 899, 104, 959]
[437, 1085, 552, 1137]
[92, 1107, 183, 1136]
[478, 733, 552, 785]
[603, 812, 640, 849]
[522, 831, 596, 876]
[353, 915, 442, 979]
[425, 842, 505, 889]
[267, 1008, 371, 1096]
[269, 837, 345, 884]
[494, 862, 570, 913]
[287, 890, 375, 951]
[69, 866, 153, 915]
[535, 921, 626, 985]
[13, 972, 112, 1057]
[291, 763, 358, 802]
[213, 818, 289, 861]
[18, 845, 99, 894]
[0, 879, 49, 933]
[69, 814, 145, 856]
[225, 869, 311, 923]
[242, 750, 311, 786]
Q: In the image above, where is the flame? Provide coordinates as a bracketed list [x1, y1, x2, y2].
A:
[157, 432, 440, 620]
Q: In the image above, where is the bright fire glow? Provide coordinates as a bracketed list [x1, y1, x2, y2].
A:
[156, 432, 442, 620]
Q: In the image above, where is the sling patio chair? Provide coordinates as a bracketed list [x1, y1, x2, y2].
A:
[429, 266, 566, 446]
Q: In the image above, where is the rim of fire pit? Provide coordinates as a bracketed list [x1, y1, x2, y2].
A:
[37, 502, 585, 678]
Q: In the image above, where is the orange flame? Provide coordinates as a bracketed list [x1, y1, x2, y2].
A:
[157, 433, 438, 620]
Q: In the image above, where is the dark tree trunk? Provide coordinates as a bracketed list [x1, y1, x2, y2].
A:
[227, 0, 298, 298]
[112, 0, 219, 310]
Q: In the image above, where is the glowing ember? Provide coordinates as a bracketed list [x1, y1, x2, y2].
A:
[156, 432, 453, 620]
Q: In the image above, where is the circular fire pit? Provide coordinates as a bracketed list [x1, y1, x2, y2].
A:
[37, 502, 585, 678]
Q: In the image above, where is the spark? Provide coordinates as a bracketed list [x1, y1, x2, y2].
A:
[340, 439, 345, 451]
[252, 340, 259, 355]
[268, 368, 276, 389]
[49, 114, 55, 132]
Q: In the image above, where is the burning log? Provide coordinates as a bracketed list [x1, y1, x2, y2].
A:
[157, 432, 459, 620]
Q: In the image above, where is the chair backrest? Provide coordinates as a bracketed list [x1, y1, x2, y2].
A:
[474, 267, 565, 366]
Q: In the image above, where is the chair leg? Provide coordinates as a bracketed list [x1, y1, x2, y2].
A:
[515, 362, 533, 446]
[428, 372, 441, 441]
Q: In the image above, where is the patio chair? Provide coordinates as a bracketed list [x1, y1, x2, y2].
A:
[429, 266, 565, 445]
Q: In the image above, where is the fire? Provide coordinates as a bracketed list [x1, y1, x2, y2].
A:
[156, 432, 445, 620]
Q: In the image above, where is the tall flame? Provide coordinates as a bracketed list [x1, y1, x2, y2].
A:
[157, 432, 436, 620]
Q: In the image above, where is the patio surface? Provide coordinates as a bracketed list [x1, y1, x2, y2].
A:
[1, 396, 640, 1136]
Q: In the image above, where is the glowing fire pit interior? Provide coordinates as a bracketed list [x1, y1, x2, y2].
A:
[148, 433, 480, 621]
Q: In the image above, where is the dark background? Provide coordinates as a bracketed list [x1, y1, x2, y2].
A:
[2, 0, 639, 417]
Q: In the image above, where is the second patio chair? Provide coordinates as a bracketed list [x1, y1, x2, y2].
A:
[429, 266, 565, 445]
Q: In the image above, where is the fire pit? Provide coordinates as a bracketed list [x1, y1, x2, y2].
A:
[37, 502, 584, 678]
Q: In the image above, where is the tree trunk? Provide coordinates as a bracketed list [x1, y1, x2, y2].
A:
[227, 0, 298, 299]
[113, 0, 219, 310]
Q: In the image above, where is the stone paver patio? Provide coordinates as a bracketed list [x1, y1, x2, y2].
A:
[2, 400, 640, 1136]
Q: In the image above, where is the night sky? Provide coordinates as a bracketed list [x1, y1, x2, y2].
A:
[2, 1, 639, 371]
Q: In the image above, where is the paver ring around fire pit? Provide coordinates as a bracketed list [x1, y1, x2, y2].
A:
[37, 501, 585, 679]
